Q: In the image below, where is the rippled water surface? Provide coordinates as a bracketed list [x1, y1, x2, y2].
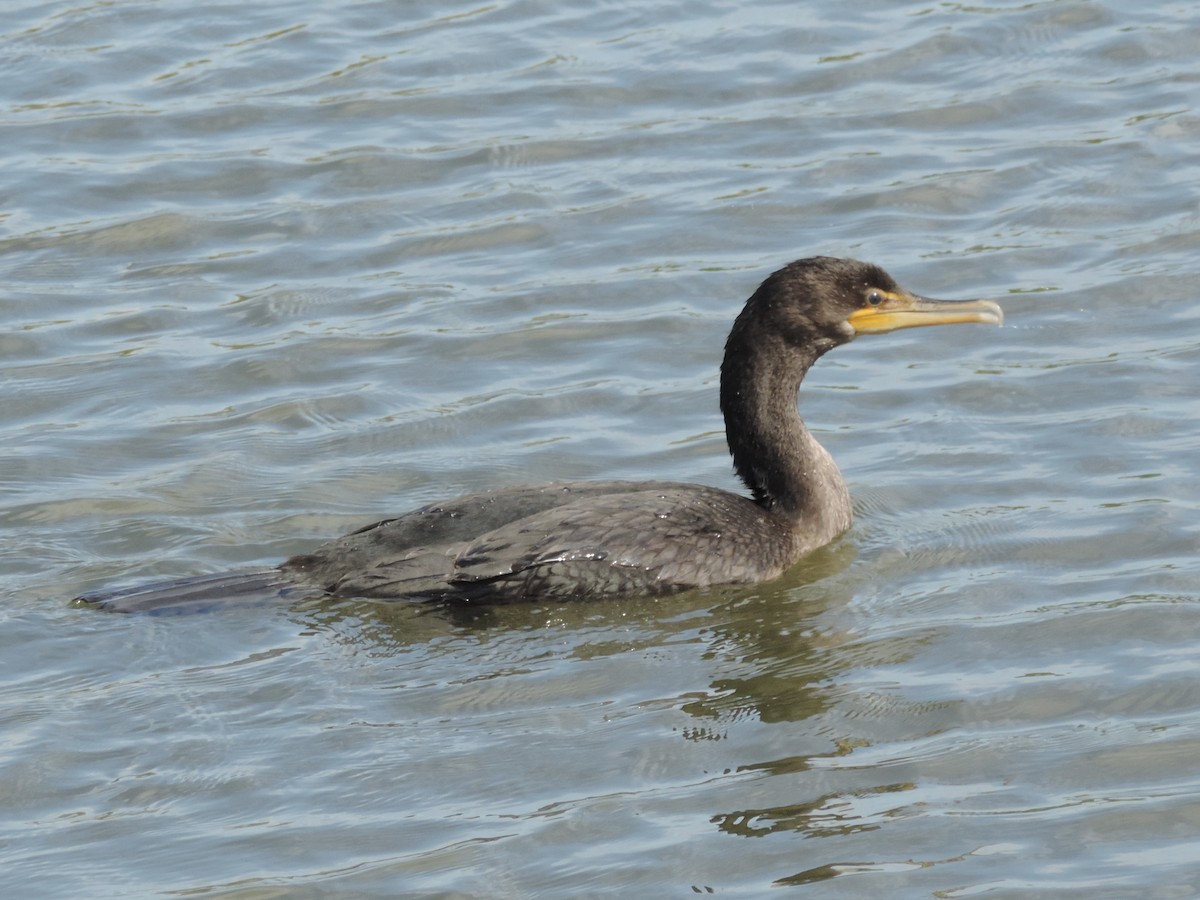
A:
[4, 0, 1200, 895]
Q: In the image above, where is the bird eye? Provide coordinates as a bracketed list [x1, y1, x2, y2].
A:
[866, 290, 884, 306]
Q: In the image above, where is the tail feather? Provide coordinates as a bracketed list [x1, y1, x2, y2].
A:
[73, 569, 319, 615]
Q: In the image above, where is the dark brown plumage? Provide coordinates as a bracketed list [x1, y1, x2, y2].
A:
[76, 257, 1001, 614]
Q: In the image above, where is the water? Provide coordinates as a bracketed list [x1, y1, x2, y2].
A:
[3, 0, 1200, 895]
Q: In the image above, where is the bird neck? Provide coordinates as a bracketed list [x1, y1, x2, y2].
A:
[719, 319, 851, 533]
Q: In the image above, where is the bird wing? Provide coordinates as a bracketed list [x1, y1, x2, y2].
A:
[449, 485, 793, 600]
[285, 482, 637, 596]
[286, 481, 795, 602]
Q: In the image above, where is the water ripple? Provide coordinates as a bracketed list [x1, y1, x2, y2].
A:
[3, 0, 1200, 895]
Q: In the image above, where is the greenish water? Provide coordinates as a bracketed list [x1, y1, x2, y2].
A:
[3, 0, 1200, 895]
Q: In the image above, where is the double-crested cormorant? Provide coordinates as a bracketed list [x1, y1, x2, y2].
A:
[77, 257, 1002, 613]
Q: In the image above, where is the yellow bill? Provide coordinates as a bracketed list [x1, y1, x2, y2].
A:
[848, 290, 1004, 334]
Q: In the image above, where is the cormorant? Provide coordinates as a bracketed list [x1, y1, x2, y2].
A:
[76, 257, 1002, 613]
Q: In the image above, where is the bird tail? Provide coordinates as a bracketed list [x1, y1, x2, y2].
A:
[72, 569, 319, 615]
